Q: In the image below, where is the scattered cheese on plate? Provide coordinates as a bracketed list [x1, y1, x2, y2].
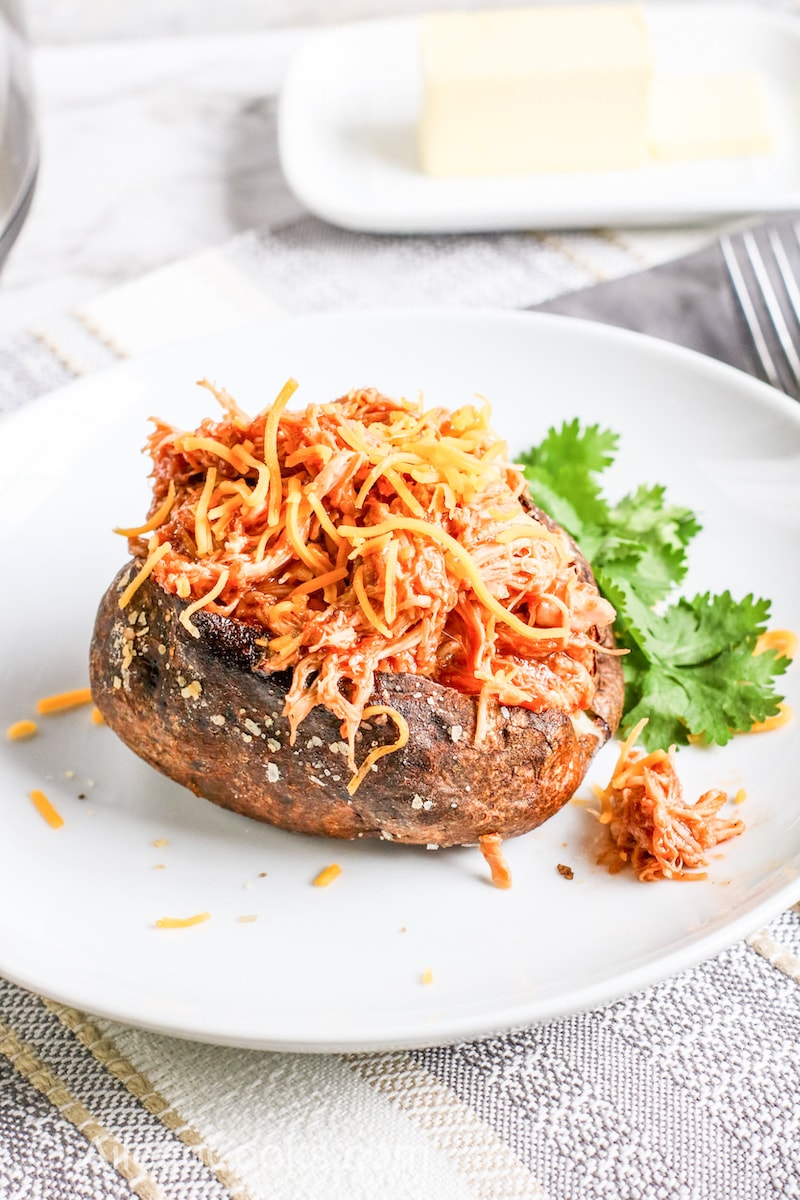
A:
[7, 720, 37, 741]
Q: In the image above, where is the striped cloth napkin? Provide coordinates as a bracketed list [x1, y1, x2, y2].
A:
[1, 215, 799, 1200]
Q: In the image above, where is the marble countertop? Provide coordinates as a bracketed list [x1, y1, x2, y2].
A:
[1, 30, 310, 332]
[6, 0, 565, 333]
[4, 2, 798, 336]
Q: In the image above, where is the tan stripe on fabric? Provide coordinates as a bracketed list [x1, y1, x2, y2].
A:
[595, 230, 654, 269]
[73, 307, 130, 360]
[0, 1017, 165, 1200]
[43, 1001, 253, 1200]
[28, 326, 86, 378]
[747, 928, 800, 984]
[537, 234, 610, 284]
[345, 1051, 550, 1200]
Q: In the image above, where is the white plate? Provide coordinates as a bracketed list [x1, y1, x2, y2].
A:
[278, 5, 800, 233]
[1, 310, 799, 1052]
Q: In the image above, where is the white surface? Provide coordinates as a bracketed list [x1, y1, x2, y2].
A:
[0, 32, 306, 333]
[278, 5, 800, 232]
[22, 0, 561, 45]
[1, 310, 798, 1052]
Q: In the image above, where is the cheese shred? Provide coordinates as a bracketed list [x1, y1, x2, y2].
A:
[179, 569, 230, 638]
[263, 376, 299, 528]
[118, 542, 172, 609]
[748, 703, 793, 733]
[347, 706, 410, 796]
[7, 719, 38, 740]
[29, 789, 64, 829]
[313, 864, 342, 887]
[113, 481, 177, 538]
[341, 517, 570, 645]
[756, 628, 798, 660]
[479, 833, 513, 889]
[121, 383, 616, 790]
[154, 912, 211, 929]
[36, 688, 94, 715]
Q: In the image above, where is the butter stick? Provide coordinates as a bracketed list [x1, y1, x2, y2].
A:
[649, 72, 773, 162]
[419, 5, 655, 178]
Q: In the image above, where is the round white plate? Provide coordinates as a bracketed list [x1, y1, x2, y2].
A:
[1, 310, 798, 1052]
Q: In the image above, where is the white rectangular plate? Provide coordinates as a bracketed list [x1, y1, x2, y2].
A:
[278, 5, 800, 233]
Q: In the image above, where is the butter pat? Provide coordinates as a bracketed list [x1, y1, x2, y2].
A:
[650, 73, 773, 162]
[419, 5, 655, 177]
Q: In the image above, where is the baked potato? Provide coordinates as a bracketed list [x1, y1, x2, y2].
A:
[89, 384, 624, 847]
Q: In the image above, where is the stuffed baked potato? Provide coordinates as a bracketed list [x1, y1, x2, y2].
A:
[90, 382, 623, 847]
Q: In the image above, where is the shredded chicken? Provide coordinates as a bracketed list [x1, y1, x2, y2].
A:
[126, 381, 616, 780]
[479, 833, 513, 889]
[594, 719, 745, 881]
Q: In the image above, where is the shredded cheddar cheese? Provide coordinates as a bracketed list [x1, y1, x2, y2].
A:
[29, 789, 64, 829]
[289, 566, 348, 599]
[179, 569, 230, 638]
[263, 376, 298, 527]
[176, 435, 241, 469]
[339, 516, 570, 645]
[154, 912, 211, 929]
[121, 384, 616, 789]
[113, 481, 177, 538]
[353, 564, 392, 639]
[7, 719, 38, 741]
[313, 864, 342, 887]
[194, 466, 217, 557]
[479, 833, 513, 889]
[118, 542, 172, 610]
[748, 703, 793, 733]
[756, 629, 798, 660]
[347, 706, 410, 796]
[36, 688, 94, 715]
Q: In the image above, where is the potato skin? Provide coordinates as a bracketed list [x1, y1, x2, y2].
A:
[90, 563, 623, 846]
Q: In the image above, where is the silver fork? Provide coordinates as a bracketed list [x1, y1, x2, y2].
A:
[720, 222, 800, 400]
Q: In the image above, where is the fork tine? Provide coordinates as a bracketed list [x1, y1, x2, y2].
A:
[742, 230, 800, 393]
[720, 234, 783, 390]
[767, 227, 800, 337]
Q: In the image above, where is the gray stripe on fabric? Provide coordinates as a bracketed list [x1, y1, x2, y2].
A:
[45, 1002, 253, 1200]
[0, 1018, 164, 1199]
[231, 220, 593, 314]
[0, 1050, 136, 1200]
[412, 929, 800, 1200]
[0, 981, 238, 1200]
[0, 329, 75, 413]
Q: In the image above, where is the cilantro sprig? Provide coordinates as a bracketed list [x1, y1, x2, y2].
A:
[517, 421, 791, 751]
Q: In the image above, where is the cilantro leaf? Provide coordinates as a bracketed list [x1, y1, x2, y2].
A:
[618, 662, 693, 749]
[613, 592, 789, 749]
[517, 421, 791, 750]
[639, 591, 771, 666]
[591, 567, 657, 661]
[517, 420, 616, 536]
[605, 485, 700, 604]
